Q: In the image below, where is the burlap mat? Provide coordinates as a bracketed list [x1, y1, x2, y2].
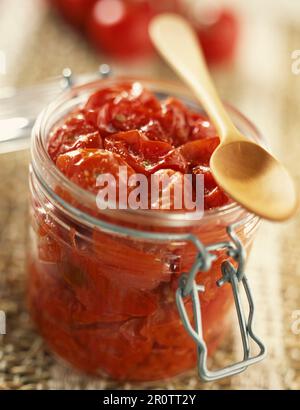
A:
[0, 1, 299, 390]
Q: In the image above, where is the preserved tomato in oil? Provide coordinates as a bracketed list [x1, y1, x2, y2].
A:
[48, 82, 228, 208]
[28, 80, 258, 381]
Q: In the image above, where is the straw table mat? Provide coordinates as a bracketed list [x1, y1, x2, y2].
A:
[0, 1, 299, 390]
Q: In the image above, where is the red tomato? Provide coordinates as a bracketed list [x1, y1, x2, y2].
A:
[139, 119, 171, 144]
[86, 82, 159, 111]
[72, 256, 159, 320]
[86, 82, 160, 136]
[204, 186, 229, 209]
[85, 83, 133, 110]
[179, 136, 220, 168]
[48, 110, 102, 162]
[29, 262, 85, 325]
[141, 301, 194, 348]
[73, 318, 153, 379]
[150, 169, 193, 212]
[49, 0, 97, 28]
[46, 247, 159, 324]
[158, 98, 191, 147]
[38, 234, 62, 263]
[188, 112, 217, 140]
[195, 9, 239, 65]
[98, 99, 152, 135]
[128, 345, 196, 381]
[86, 0, 155, 59]
[93, 229, 171, 290]
[193, 164, 217, 192]
[35, 208, 64, 263]
[104, 130, 187, 175]
[56, 148, 135, 194]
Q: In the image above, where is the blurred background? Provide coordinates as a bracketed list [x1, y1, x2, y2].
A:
[0, 0, 299, 390]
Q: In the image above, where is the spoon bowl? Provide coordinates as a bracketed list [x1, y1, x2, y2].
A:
[211, 140, 298, 220]
[149, 14, 298, 221]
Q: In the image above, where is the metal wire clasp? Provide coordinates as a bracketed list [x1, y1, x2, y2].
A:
[176, 221, 266, 382]
[59, 64, 113, 90]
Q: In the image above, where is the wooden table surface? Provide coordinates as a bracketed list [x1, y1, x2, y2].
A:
[0, 0, 299, 390]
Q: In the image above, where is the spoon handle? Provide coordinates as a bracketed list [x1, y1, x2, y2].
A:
[149, 14, 238, 142]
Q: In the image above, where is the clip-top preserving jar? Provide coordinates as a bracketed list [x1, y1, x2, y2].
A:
[28, 76, 265, 382]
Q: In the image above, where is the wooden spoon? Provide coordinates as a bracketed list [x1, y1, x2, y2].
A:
[149, 14, 298, 221]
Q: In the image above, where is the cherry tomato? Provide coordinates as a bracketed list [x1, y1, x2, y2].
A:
[158, 98, 191, 147]
[34, 208, 64, 263]
[74, 256, 159, 320]
[87, 82, 160, 136]
[56, 148, 135, 194]
[48, 110, 102, 162]
[86, 0, 155, 59]
[204, 186, 229, 209]
[141, 300, 194, 348]
[192, 164, 217, 192]
[73, 318, 153, 379]
[49, 0, 97, 28]
[150, 169, 193, 211]
[188, 112, 217, 140]
[29, 262, 85, 325]
[195, 9, 239, 65]
[85, 83, 134, 110]
[104, 130, 187, 175]
[179, 136, 220, 168]
[98, 99, 152, 135]
[86, 81, 159, 111]
[139, 119, 171, 144]
[93, 229, 171, 290]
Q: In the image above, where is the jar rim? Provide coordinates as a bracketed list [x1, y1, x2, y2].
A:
[31, 76, 262, 229]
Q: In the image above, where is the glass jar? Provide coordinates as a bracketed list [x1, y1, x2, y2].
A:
[28, 77, 262, 382]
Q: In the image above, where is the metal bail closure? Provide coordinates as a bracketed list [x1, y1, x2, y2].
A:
[176, 221, 266, 382]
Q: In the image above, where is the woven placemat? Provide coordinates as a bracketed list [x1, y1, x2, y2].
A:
[0, 1, 299, 390]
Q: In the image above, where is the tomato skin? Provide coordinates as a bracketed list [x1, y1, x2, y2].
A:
[178, 137, 230, 208]
[92, 229, 171, 291]
[204, 186, 229, 210]
[98, 100, 152, 135]
[193, 165, 217, 192]
[86, 0, 155, 59]
[85, 83, 134, 110]
[53, 251, 159, 323]
[150, 169, 193, 211]
[104, 130, 187, 175]
[158, 98, 191, 147]
[86, 82, 160, 136]
[188, 112, 217, 140]
[196, 9, 239, 65]
[179, 137, 220, 168]
[56, 148, 135, 194]
[50, 131, 102, 163]
[49, 0, 97, 28]
[38, 230, 62, 264]
[48, 110, 102, 162]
